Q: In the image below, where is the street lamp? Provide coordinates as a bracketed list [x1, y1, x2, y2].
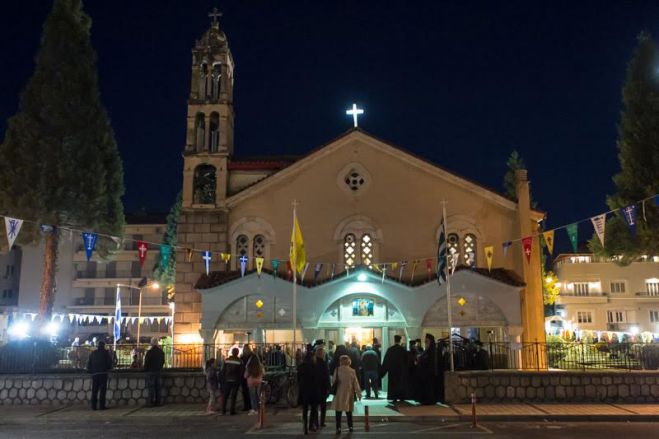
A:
[116, 276, 160, 348]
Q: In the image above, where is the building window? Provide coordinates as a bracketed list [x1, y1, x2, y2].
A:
[650, 310, 659, 323]
[253, 234, 266, 258]
[646, 280, 659, 296]
[194, 112, 206, 151]
[360, 234, 373, 267]
[577, 311, 593, 324]
[573, 282, 589, 296]
[447, 233, 459, 268]
[344, 233, 357, 268]
[344, 170, 365, 192]
[610, 281, 626, 294]
[462, 234, 476, 267]
[193, 164, 216, 204]
[236, 235, 249, 258]
[607, 310, 626, 323]
[209, 112, 220, 152]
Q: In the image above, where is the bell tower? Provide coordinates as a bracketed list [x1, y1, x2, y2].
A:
[175, 9, 234, 343]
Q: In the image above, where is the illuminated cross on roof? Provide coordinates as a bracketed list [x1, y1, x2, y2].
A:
[346, 103, 364, 128]
[208, 7, 222, 25]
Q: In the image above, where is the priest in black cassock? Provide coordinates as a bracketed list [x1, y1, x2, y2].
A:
[416, 333, 439, 405]
[380, 334, 408, 402]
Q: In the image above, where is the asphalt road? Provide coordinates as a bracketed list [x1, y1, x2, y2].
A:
[1, 419, 657, 439]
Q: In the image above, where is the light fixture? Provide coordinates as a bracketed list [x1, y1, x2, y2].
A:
[8, 321, 30, 339]
[630, 326, 640, 335]
[357, 273, 368, 282]
[43, 321, 59, 336]
[150, 282, 160, 290]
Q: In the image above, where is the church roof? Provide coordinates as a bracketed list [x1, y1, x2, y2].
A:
[227, 128, 544, 217]
[194, 264, 525, 290]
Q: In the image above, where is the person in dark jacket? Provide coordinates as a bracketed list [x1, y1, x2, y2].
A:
[312, 346, 330, 428]
[380, 335, 408, 402]
[144, 337, 166, 407]
[87, 341, 113, 410]
[330, 344, 349, 375]
[240, 344, 253, 412]
[297, 347, 320, 435]
[416, 333, 438, 405]
[361, 345, 380, 398]
[220, 347, 243, 415]
[347, 341, 361, 372]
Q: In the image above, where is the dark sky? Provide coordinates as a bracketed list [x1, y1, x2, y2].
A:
[1, 1, 657, 235]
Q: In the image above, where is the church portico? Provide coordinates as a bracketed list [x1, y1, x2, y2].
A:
[197, 267, 524, 348]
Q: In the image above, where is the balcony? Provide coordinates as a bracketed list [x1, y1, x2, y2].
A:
[556, 291, 608, 305]
[72, 294, 168, 307]
[76, 270, 142, 280]
[606, 322, 639, 331]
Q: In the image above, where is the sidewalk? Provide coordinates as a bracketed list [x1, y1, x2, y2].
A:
[1, 400, 658, 424]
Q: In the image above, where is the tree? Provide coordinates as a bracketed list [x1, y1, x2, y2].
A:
[0, 0, 124, 319]
[153, 191, 181, 299]
[591, 32, 659, 262]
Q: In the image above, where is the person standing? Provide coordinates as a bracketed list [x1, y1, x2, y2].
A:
[380, 334, 408, 402]
[205, 358, 220, 413]
[87, 340, 113, 410]
[245, 353, 265, 416]
[144, 337, 165, 407]
[416, 333, 438, 405]
[240, 344, 254, 412]
[312, 346, 330, 428]
[330, 344, 349, 375]
[220, 347, 243, 415]
[297, 347, 320, 434]
[361, 345, 380, 399]
[329, 355, 361, 434]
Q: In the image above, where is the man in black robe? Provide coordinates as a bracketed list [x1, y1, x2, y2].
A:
[416, 333, 438, 405]
[380, 335, 408, 402]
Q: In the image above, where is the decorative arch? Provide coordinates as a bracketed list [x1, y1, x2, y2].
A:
[422, 294, 508, 328]
[317, 293, 407, 327]
[436, 215, 484, 267]
[209, 112, 220, 152]
[229, 217, 276, 269]
[333, 215, 382, 242]
[214, 294, 299, 330]
[194, 112, 206, 152]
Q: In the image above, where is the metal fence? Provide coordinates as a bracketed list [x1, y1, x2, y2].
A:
[1, 340, 658, 374]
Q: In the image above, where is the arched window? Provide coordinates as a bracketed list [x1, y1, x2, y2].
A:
[253, 235, 266, 258]
[194, 112, 206, 152]
[211, 63, 222, 99]
[193, 164, 216, 204]
[447, 233, 460, 269]
[236, 235, 249, 258]
[344, 233, 357, 268]
[209, 112, 220, 152]
[360, 234, 373, 267]
[198, 63, 208, 98]
[463, 234, 477, 267]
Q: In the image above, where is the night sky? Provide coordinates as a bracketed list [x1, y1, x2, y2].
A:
[1, 1, 657, 236]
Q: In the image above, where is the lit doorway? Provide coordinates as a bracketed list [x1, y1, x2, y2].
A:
[344, 327, 382, 347]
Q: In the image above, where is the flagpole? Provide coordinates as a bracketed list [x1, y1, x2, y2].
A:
[442, 201, 455, 372]
[292, 200, 298, 351]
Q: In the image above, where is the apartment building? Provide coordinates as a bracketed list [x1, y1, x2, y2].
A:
[553, 253, 659, 336]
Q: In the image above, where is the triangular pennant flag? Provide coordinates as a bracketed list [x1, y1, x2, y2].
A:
[272, 259, 280, 278]
[286, 260, 293, 280]
[590, 214, 606, 246]
[313, 263, 323, 283]
[68, 314, 75, 323]
[4, 217, 23, 250]
[621, 204, 638, 236]
[372, 263, 381, 273]
[542, 231, 555, 256]
[642, 200, 647, 222]
[502, 241, 512, 257]
[300, 262, 310, 283]
[221, 252, 231, 265]
[398, 261, 407, 281]
[202, 250, 212, 275]
[110, 236, 122, 250]
[522, 236, 533, 264]
[391, 262, 398, 271]
[255, 257, 264, 277]
[185, 248, 193, 262]
[137, 241, 148, 267]
[484, 245, 494, 272]
[566, 223, 578, 252]
[425, 258, 433, 281]
[82, 232, 97, 261]
[381, 263, 388, 284]
[410, 260, 419, 283]
[160, 244, 172, 270]
[94, 315, 101, 324]
[330, 263, 336, 280]
[240, 255, 248, 277]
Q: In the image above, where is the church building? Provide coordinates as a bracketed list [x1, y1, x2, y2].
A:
[173, 13, 547, 351]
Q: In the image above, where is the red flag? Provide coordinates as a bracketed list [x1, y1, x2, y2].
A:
[286, 260, 292, 280]
[137, 241, 148, 267]
[522, 236, 533, 264]
[426, 258, 433, 281]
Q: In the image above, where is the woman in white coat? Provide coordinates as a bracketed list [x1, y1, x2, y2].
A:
[329, 355, 361, 434]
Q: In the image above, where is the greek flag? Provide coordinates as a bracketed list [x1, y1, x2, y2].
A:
[113, 287, 121, 342]
[436, 218, 447, 285]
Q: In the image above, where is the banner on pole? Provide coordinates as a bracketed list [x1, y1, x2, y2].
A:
[566, 223, 579, 252]
[137, 241, 148, 267]
[542, 231, 555, 256]
[4, 217, 23, 250]
[82, 232, 97, 261]
[484, 245, 494, 272]
[590, 214, 606, 246]
[522, 236, 533, 264]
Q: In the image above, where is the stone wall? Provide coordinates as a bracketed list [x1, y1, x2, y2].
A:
[445, 370, 659, 404]
[0, 371, 226, 406]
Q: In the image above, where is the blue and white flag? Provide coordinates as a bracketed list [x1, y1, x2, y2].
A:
[113, 286, 121, 342]
[202, 250, 212, 275]
[502, 241, 512, 257]
[313, 263, 323, 283]
[4, 217, 23, 250]
[436, 219, 447, 285]
[82, 232, 97, 261]
[239, 255, 248, 277]
[621, 204, 638, 236]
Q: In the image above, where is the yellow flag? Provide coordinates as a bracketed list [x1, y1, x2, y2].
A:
[543, 230, 555, 255]
[484, 245, 494, 272]
[290, 214, 306, 274]
[220, 252, 231, 264]
[255, 257, 264, 277]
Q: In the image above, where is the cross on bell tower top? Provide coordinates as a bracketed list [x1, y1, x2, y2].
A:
[208, 7, 222, 28]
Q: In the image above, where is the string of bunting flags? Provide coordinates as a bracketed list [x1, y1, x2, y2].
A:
[12, 311, 172, 326]
[2, 194, 657, 284]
